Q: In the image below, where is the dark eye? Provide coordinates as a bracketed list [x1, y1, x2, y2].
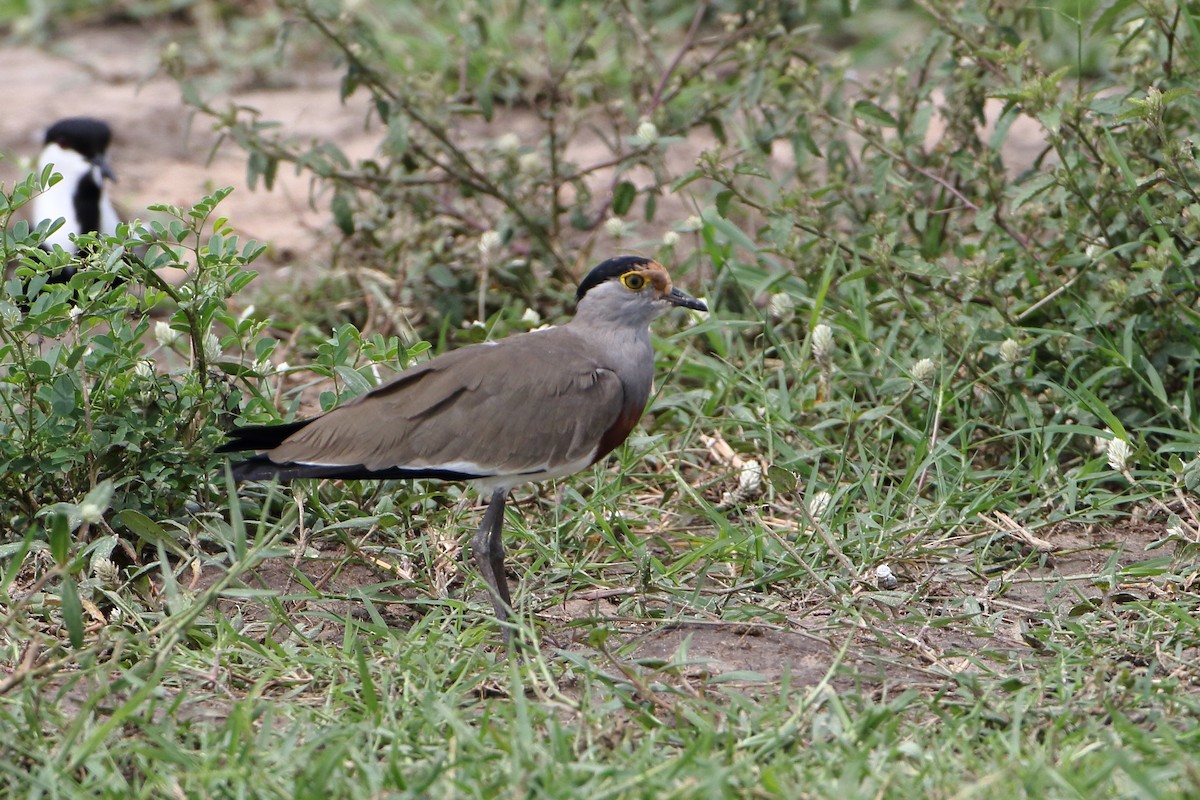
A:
[621, 273, 647, 291]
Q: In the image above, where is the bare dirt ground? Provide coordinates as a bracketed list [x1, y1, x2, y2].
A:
[0, 23, 374, 268]
[4, 24, 1177, 688]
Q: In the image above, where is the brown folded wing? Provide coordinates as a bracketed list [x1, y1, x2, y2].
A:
[267, 330, 632, 477]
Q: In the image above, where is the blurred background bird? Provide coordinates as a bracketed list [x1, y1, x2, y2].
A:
[32, 116, 120, 280]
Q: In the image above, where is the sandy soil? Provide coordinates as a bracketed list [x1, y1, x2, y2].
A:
[1, 23, 374, 269]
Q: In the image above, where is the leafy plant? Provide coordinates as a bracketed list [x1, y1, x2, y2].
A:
[0, 174, 266, 531]
[169, 0, 762, 332]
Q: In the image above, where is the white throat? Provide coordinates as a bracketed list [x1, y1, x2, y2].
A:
[33, 143, 119, 251]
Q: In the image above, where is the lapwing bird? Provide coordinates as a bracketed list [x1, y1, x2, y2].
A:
[218, 256, 707, 640]
[33, 117, 120, 280]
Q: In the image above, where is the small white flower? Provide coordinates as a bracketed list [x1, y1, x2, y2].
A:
[495, 132, 520, 155]
[478, 230, 503, 255]
[202, 332, 221, 362]
[275, 361, 291, 374]
[520, 307, 541, 326]
[737, 460, 763, 496]
[999, 338, 1020, 364]
[0, 302, 22, 328]
[133, 359, 154, 380]
[93, 557, 119, 586]
[681, 215, 703, 232]
[912, 357, 938, 385]
[662, 230, 679, 249]
[812, 324, 835, 365]
[768, 292, 795, 323]
[154, 321, 181, 347]
[604, 217, 627, 238]
[69, 306, 83, 320]
[875, 564, 898, 589]
[809, 490, 832, 519]
[518, 151, 542, 174]
[79, 501, 103, 525]
[633, 119, 659, 147]
[1106, 436, 1134, 472]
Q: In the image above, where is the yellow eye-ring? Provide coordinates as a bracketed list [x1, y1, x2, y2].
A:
[621, 272, 647, 291]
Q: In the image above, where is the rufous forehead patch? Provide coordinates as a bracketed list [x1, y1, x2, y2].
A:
[638, 262, 673, 294]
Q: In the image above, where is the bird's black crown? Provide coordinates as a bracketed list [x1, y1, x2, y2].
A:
[576, 255, 655, 301]
[44, 117, 112, 160]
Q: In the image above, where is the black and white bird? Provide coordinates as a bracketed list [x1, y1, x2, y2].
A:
[217, 255, 707, 640]
[33, 117, 120, 278]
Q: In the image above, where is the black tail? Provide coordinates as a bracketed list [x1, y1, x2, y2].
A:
[215, 419, 315, 454]
[217, 418, 489, 484]
[217, 418, 316, 483]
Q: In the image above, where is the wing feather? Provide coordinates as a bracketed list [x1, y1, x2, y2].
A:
[265, 328, 635, 477]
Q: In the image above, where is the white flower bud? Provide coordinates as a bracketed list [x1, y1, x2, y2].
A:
[154, 321, 181, 347]
[604, 217, 627, 238]
[999, 338, 1020, 364]
[809, 490, 832, 519]
[875, 564, 898, 589]
[79, 501, 103, 525]
[768, 292, 795, 323]
[133, 359, 154, 380]
[912, 357, 938, 385]
[495, 133, 520, 155]
[812, 324, 835, 365]
[737, 460, 763, 496]
[520, 307, 541, 326]
[478, 230, 502, 255]
[662, 230, 679, 249]
[633, 119, 659, 147]
[518, 151, 542, 174]
[682, 215, 702, 232]
[1106, 437, 1134, 472]
[202, 332, 221, 362]
[275, 361, 290, 374]
[0, 302, 22, 328]
[94, 557, 120, 586]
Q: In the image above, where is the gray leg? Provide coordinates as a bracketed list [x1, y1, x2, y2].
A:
[470, 489, 513, 639]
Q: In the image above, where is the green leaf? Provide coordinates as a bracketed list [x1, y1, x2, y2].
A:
[643, 191, 657, 223]
[1007, 172, 1057, 211]
[117, 509, 169, 540]
[612, 181, 637, 216]
[715, 190, 733, 218]
[49, 513, 71, 566]
[80, 480, 114, 519]
[355, 643, 379, 717]
[701, 209, 757, 254]
[767, 466, 797, 493]
[1091, 0, 1137, 34]
[50, 373, 79, 418]
[853, 100, 898, 127]
[60, 576, 85, 649]
[334, 365, 373, 397]
[332, 191, 355, 235]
